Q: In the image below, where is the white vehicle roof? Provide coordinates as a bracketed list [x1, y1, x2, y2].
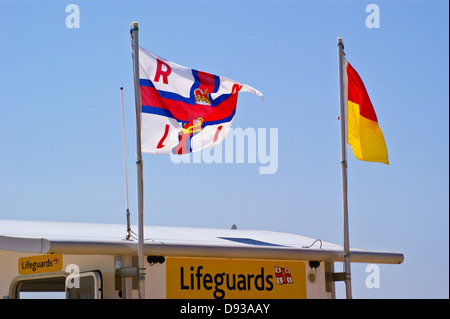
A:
[0, 219, 403, 264]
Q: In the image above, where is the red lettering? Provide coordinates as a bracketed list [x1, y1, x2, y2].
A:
[154, 58, 172, 84]
[213, 125, 223, 143]
[157, 124, 170, 149]
[232, 84, 242, 94]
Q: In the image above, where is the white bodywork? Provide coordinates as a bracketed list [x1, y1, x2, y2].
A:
[0, 219, 403, 299]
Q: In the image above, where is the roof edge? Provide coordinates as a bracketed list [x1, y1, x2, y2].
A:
[46, 240, 404, 264]
[0, 235, 50, 254]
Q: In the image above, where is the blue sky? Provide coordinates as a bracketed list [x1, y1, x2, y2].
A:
[0, 0, 448, 299]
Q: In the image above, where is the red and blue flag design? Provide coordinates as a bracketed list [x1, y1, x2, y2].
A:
[138, 46, 263, 154]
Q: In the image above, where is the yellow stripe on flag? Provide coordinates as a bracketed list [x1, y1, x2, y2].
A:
[348, 101, 389, 165]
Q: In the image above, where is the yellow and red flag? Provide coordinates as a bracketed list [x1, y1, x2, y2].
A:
[343, 57, 389, 164]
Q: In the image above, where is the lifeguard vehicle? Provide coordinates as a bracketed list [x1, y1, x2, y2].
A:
[0, 219, 403, 299]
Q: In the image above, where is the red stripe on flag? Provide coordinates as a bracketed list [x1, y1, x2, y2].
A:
[140, 86, 238, 123]
[196, 71, 216, 92]
[346, 62, 378, 123]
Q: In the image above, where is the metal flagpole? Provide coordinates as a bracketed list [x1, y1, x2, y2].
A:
[130, 21, 146, 299]
[120, 87, 132, 241]
[337, 37, 352, 299]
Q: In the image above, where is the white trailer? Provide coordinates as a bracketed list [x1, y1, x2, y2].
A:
[0, 219, 403, 299]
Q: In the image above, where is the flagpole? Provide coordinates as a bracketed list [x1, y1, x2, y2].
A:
[337, 37, 352, 299]
[130, 21, 146, 299]
[120, 87, 132, 241]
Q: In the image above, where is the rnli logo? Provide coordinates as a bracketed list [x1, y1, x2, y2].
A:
[274, 267, 293, 285]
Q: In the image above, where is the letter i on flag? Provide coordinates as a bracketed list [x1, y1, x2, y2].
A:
[342, 56, 389, 164]
[138, 46, 263, 154]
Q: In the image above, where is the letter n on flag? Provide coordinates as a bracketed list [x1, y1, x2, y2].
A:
[137, 46, 263, 154]
[342, 57, 389, 164]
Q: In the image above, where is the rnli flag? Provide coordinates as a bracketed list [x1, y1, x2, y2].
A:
[343, 57, 389, 164]
[138, 46, 263, 154]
